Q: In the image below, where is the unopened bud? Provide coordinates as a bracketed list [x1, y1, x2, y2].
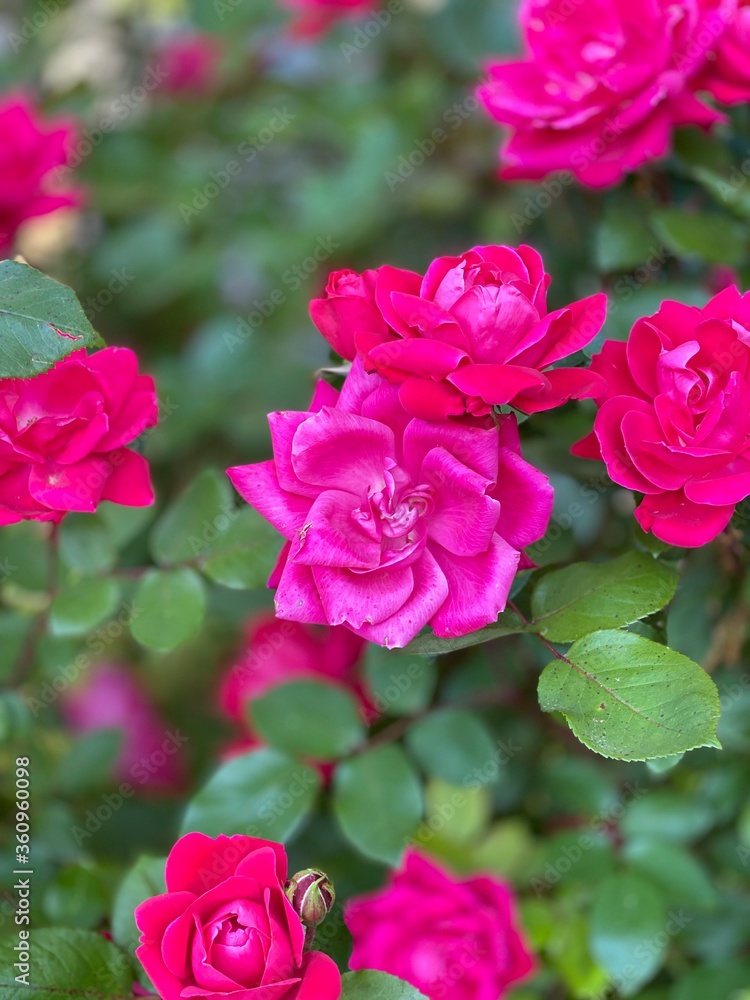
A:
[285, 869, 335, 929]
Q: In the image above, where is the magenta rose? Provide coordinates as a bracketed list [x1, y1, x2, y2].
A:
[695, 0, 750, 103]
[573, 286, 750, 546]
[0, 92, 82, 254]
[345, 849, 535, 1000]
[61, 664, 183, 791]
[227, 358, 552, 648]
[478, 0, 748, 188]
[310, 246, 606, 421]
[135, 833, 341, 1000]
[154, 34, 223, 96]
[0, 346, 157, 524]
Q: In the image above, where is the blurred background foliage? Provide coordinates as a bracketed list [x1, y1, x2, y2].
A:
[0, 0, 750, 997]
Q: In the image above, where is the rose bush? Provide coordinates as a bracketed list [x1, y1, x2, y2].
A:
[573, 286, 750, 546]
[135, 833, 341, 1000]
[0, 346, 157, 523]
[310, 245, 607, 420]
[346, 848, 535, 1000]
[227, 358, 553, 647]
[0, 93, 82, 254]
[478, 0, 750, 187]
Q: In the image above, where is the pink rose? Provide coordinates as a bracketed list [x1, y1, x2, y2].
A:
[220, 615, 364, 722]
[0, 346, 157, 524]
[695, 0, 750, 104]
[573, 286, 750, 546]
[61, 664, 183, 791]
[227, 359, 552, 648]
[478, 0, 748, 188]
[135, 833, 341, 1000]
[345, 849, 535, 1000]
[310, 247, 606, 421]
[282, 0, 377, 37]
[154, 34, 223, 96]
[0, 93, 83, 254]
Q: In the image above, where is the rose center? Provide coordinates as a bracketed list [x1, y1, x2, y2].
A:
[371, 481, 433, 540]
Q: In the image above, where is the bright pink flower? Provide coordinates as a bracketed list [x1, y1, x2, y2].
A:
[695, 0, 750, 104]
[573, 286, 750, 546]
[0, 346, 157, 524]
[61, 664, 183, 791]
[227, 359, 552, 648]
[310, 247, 607, 421]
[0, 93, 82, 255]
[345, 849, 535, 1000]
[135, 833, 341, 1000]
[282, 0, 377, 37]
[154, 34, 223, 96]
[219, 615, 365, 723]
[479, 0, 749, 188]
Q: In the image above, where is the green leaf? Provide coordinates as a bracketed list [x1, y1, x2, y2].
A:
[59, 514, 117, 574]
[58, 729, 122, 795]
[49, 577, 121, 637]
[672, 961, 750, 1000]
[250, 680, 365, 759]
[364, 646, 436, 717]
[340, 970, 428, 999]
[0, 928, 133, 1000]
[181, 748, 320, 842]
[131, 568, 206, 651]
[333, 746, 423, 865]
[41, 865, 109, 930]
[404, 610, 524, 655]
[112, 855, 166, 956]
[589, 873, 668, 996]
[651, 208, 746, 265]
[406, 709, 499, 786]
[621, 791, 715, 844]
[623, 839, 718, 909]
[530, 552, 678, 642]
[595, 195, 657, 272]
[538, 630, 720, 760]
[199, 507, 281, 590]
[0, 262, 104, 379]
[151, 468, 233, 566]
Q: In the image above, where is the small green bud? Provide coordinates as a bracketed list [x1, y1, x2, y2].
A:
[285, 869, 336, 929]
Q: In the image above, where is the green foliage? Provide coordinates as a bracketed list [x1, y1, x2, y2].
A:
[340, 971, 429, 998]
[131, 567, 206, 651]
[111, 856, 167, 956]
[405, 708, 498, 786]
[0, 262, 103, 378]
[538, 631, 721, 760]
[49, 577, 122, 637]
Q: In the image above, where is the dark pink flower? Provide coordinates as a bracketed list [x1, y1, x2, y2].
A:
[345, 849, 535, 1000]
[573, 286, 750, 546]
[0, 92, 82, 255]
[479, 0, 749, 188]
[135, 833, 341, 1000]
[61, 663, 183, 791]
[219, 615, 365, 724]
[154, 34, 223, 96]
[227, 359, 552, 648]
[310, 246, 606, 421]
[282, 0, 377, 37]
[0, 347, 157, 524]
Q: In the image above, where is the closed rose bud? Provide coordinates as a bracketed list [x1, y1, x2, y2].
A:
[285, 869, 335, 929]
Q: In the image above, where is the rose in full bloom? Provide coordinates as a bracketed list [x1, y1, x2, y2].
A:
[310, 246, 607, 421]
[573, 286, 750, 546]
[478, 0, 750, 188]
[0, 346, 157, 524]
[227, 358, 552, 648]
[219, 616, 374, 763]
[135, 833, 341, 1000]
[154, 34, 223, 96]
[61, 664, 183, 791]
[345, 848, 535, 1000]
[282, 0, 377, 37]
[0, 93, 82, 255]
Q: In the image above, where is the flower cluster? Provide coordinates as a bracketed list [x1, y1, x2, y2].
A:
[479, 0, 750, 188]
[227, 244, 609, 647]
[0, 346, 157, 524]
[0, 92, 82, 255]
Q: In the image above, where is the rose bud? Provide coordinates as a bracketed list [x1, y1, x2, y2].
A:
[285, 869, 336, 934]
